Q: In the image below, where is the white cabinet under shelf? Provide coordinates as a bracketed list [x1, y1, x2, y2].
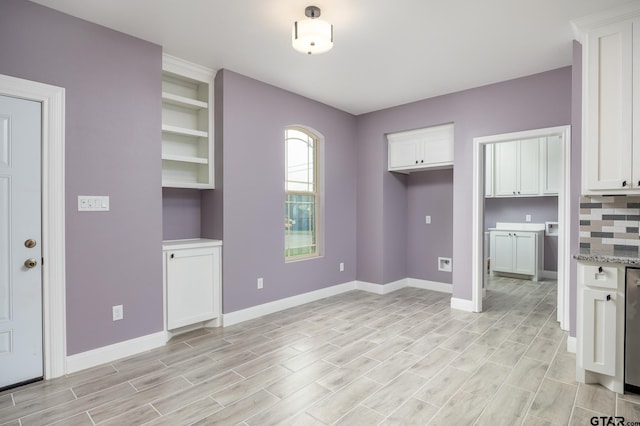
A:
[576, 262, 624, 393]
[489, 225, 543, 281]
[387, 123, 454, 173]
[162, 54, 216, 189]
[163, 238, 222, 331]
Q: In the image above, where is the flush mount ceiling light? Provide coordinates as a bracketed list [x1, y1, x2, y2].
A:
[292, 5, 333, 55]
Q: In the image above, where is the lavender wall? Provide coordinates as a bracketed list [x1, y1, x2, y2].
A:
[201, 70, 357, 313]
[0, 0, 163, 354]
[406, 169, 454, 283]
[484, 197, 559, 271]
[162, 188, 201, 240]
[356, 68, 572, 302]
[570, 40, 583, 337]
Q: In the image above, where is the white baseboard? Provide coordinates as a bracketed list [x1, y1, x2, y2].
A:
[356, 279, 407, 294]
[450, 297, 476, 312]
[66, 331, 167, 374]
[223, 281, 357, 326]
[407, 278, 452, 293]
[566, 336, 576, 354]
[543, 270, 558, 280]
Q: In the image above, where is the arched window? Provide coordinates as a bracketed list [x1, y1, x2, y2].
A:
[285, 127, 320, 260]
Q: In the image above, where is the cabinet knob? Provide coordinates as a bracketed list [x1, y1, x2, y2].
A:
[415, 160, 419, 164]
[598, 266, 603, 273]
[170, 253, 175, 259]
[623, 180, 628, 187]
[606, 294, 612, 301]
[421, 160, 424, 163]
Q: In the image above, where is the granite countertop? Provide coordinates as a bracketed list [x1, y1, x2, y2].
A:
[573, 247, 640, 265]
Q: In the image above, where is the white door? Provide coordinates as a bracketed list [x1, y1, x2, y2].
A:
[0, 95, 42, 389]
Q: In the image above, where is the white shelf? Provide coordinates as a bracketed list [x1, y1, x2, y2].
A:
[161, 54, 215, 190]
[162, 92, 208, 110]
[162, 124, 208, 138]
[162, 154, 209, 164]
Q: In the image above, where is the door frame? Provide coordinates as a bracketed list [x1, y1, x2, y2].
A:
[471, 125, 571, 331]
[0, 74, 66, 379]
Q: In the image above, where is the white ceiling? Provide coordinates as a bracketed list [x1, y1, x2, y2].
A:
[30, 0, 635, 115]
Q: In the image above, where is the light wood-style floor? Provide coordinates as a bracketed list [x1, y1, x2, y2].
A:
[1, 276, 636, 425]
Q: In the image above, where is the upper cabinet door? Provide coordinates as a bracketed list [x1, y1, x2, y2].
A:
[518, 138, 540, 195]
[542, 136, 561, 195]
[388, 138, 422, 169]
[485, 144, 494, 197]
[494, 141, 518, 196]
[584, 20, 634, 192]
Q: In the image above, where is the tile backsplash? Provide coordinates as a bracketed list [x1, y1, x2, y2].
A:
[580, 195, 640, 254]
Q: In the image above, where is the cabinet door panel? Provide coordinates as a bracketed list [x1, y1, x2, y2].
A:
[582, 288, 617, 376]
[485, 144, 494, 197]
[542, 136, 561, 195]
[491, 232, 513, 273]
[494, 142, 518, 196]
[518, 139, 540, 195]
[166, 248, 216, 329]
[513, 233, 535, 276]
[585, 21, 633, 191]
[388, 140, 421, 169]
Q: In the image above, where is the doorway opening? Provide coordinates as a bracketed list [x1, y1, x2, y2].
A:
[471, 126, 571, 331]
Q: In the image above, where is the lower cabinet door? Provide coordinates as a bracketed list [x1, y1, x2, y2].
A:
[582, 287, 617, 376]
[166, 247, 216, 330]
[491, 231, 513, 273]
[512, 233, 535, 276]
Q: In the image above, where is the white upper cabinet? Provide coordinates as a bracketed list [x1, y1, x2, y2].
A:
[575, 5, 640, 194]
[388, 123, 454, 173]
[494, 139, 540, 197]
[162, 54, 216, 189]
[488, 137, 557, 198]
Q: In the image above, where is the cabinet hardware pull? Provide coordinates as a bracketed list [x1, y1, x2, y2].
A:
[606, 294, 612, 301]
[598, 266, 603, 273]
[415, 160, 418, 164]
[623, 180, 628, 187]
[170, 253, 175, 259]
[421, 160, 424, 163]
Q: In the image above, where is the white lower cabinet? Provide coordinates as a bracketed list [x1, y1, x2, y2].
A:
[577, 262, 624, 393]
[490, 230, 542, 280]
[163, 239, 222, 331]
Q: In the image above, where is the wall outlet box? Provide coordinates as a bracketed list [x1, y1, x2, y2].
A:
[257, 277, 263, 289]
[112, 305, 123, 321]
[339, 262, 345, 272]
[438, 257, 452, 272]
[525, 214, 531, 222]
[425, 215, 431, 224]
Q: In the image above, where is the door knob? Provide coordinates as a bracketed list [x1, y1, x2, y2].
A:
[24, 239, 37, 248]
[24, 258, 37, 269]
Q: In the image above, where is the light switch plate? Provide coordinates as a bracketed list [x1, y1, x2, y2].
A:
[78, 196, 110, 211]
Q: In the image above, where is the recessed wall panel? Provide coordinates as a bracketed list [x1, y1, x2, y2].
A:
[0, 177, 10, 322]
[0, 115, 9, 168]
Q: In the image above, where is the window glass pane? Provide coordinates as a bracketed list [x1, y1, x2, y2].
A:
[285, 194, 316, 257]
[286, 132, 315, 192]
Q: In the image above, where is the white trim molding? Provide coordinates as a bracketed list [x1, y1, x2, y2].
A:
[0, 74, 66, 379]
[567, 336, 576, 354]
[223, 281, 358, 326]
[407, 278, 452, 293]
[66, 332, 166, 374]
[356, 279, 407, 295]
[450, 297, 476, 312]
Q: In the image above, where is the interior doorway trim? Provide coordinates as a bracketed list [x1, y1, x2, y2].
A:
[0, 74, 66, 378]
[471, 125, 571, 331]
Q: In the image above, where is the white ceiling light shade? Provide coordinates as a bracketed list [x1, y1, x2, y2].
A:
[292, 6, 333, 55]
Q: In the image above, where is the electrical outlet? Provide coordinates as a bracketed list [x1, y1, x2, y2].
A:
[257, 277, 263, 289]
[339, 262, 345, 272]
[425, 215, 431, 224]
[525, 214, 531, 222]
[112, 305, 123, 321]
